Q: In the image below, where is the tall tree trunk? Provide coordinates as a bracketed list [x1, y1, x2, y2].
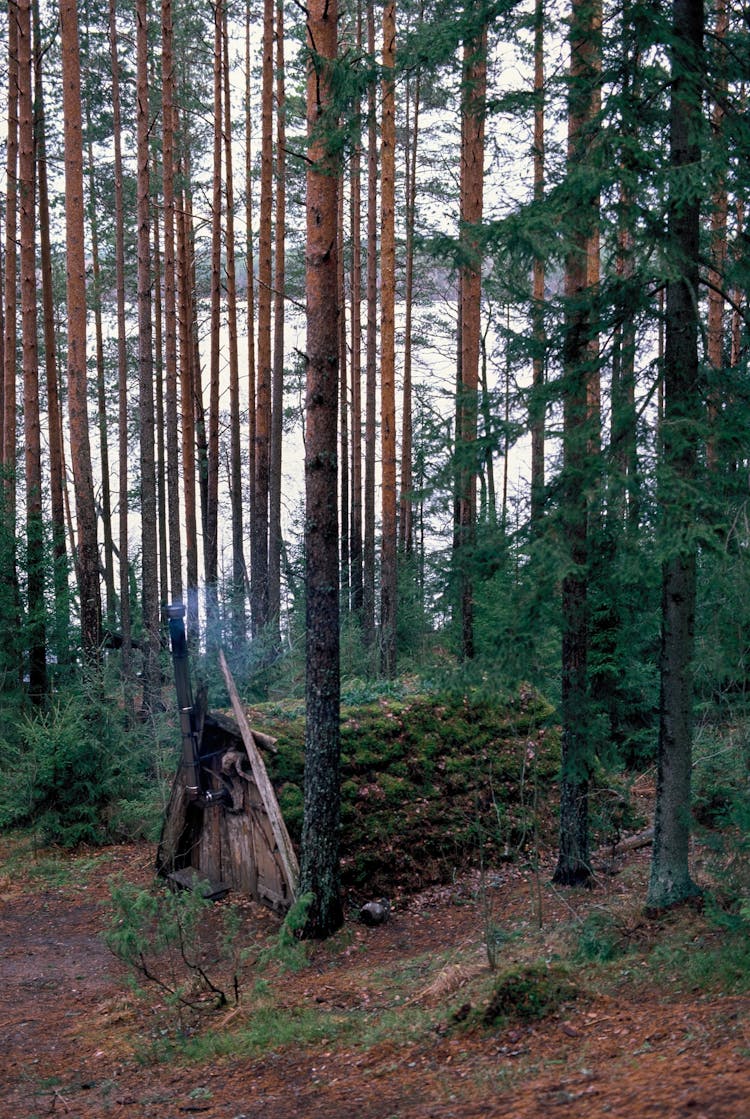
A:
[3, 1, 19, 496]
[300, 0, 343, 939]
[83, 22, 116, 632]
[610, 0, 640, 534]
[152, 157, 169, 609]
[205, 0, 223, 649]
[18, 0, 46, 699]
[530, 0, 546, 527]
[380, 0, 397, 676]
[60, 0, 101, 659]
[349, 0, 364, 616]
[161, 0, 183, 605]
[455, 9, 487, 662]
[553, 0, 602, 887]
[269, 0, 285, 646]
[36, 0, 69, 667]
[338, 182, 349, 612]
[223, 8, 247, 648]
[2, 1, 20, 674]
[253, 0, 274, 638]
[647, 0, 704, 911]
[245, 0, 257, 584]
[362, 0, 377, 650]
[135, 0, 160, 709]
[399, 37, 421, 556]
[109, 0, 132, 692]
[176, 143, 200, 644]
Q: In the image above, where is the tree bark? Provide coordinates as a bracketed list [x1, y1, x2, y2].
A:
[2, 0, 20, 668]
[380, 0, 397, 676]
[135, 0, 160, 708]
[161, 0, 183, 606]
[245, 0, 257, 584]
[36, 0, 69, 667]
[530, 0, 546, 528]
[176, 140, 200, 645]
[223, 8, 247, 649]
[18, 0, 46, 699]
[399, 14, 422, 557]
[362, 0, 377, 651]
[647, 0, 704, 911]
[108, 0, 132, 696]
[205, 0, 223, 649]
[60, 0, 101, 659]
[253, 0, 274, 639]
[300, 0, 343, 938]
[349, 0, 363, 616]
[269, 0, 286, 646]
[455, 9, 487, 662]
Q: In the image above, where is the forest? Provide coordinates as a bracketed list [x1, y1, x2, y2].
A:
[1, 0, 750, 1107]
[1, 0, 750, 1110]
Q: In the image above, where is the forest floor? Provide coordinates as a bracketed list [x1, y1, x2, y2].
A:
[0, 824, 748, 1119]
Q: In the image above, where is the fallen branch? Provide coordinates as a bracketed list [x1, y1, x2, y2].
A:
[597, 827, 654, 858]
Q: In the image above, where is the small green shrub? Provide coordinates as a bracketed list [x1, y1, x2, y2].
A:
[575, 910, 628, 963]
[106, 878, 247, 1022]
[256, 891, 313, 974]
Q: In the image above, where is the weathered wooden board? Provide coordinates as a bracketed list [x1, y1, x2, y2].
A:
[155, 665, 297, 914]
[218, 650, 299, 900]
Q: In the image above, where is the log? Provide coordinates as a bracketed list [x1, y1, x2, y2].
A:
[596, 826, 654, 858]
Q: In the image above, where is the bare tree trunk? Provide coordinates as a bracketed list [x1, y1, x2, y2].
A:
[399, 51, 420, 558]
[109, 0, 132, 694]
[223, 8, 247, 649]
[380, 0, 397, 676]
[60, 0, 101, 660]
[300, 0, 343, 939]
[530, 0, 546, 527]
[176, 142, 199, 644]
[253, 0, 274, 638]
[36, 0, 69, 667]
[362, 0, 377, 651]
[269, 0, 286, 646]
[136, 0, 160, 708]
[161, 0, 183, 605]
[349, 0, 364, 616]
[610, 0, 640, 535]
[153, 162, 169, 610]
[455, 11, 487, 662]
[338, 184, 349, 614]
[245, 0, 257, 583]
[83, 18, 116, 632]
[18, 0, 46, 699]
[2, 1, 20, 671]
[205, 0, 223, 649]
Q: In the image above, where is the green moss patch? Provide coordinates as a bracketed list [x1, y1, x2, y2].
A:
[482, 962, 578, 1026]
[248, 686, 558, 895]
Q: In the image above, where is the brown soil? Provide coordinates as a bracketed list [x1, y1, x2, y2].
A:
[1, 837, 747, 1119]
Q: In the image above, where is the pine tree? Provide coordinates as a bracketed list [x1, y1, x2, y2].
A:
[60, 0, 101, 659]
[300, 0, 343, 938]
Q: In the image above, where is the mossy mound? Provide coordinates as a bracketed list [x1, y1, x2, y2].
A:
[482, 962, 578, 1026]
[249, 686, 559, 895]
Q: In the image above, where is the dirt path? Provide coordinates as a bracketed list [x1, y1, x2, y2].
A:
[0, 842, 747, 1119]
